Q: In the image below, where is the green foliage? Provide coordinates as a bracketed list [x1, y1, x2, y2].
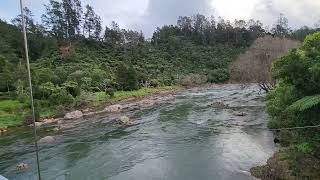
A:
[295, 142, 313, 154]
[267, 31, 320, 166]
[116, 63, 138, 91]
[48, 88, 74, 105]
[207, 68, 229, 83]
[105, 88, 115, 97]
[286, 95, 320, 112]
[62, 81, 81, 97]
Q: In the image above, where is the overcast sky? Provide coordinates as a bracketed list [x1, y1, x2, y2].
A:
[1, 0, 319, 37]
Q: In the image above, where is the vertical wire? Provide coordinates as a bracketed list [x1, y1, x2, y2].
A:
[19, 0, 42, 179]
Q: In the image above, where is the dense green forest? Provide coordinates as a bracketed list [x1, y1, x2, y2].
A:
[0, 0, 319, 129]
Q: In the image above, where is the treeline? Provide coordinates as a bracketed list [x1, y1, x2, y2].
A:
[1, 0, 320, 109]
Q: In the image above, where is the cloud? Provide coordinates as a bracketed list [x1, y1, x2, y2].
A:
[132, 0, 213, 37]
[251, 0, 320, 28]
[1, 0, 320, 37]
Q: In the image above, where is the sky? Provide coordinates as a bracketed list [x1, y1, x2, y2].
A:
[1, 0, 319, 37]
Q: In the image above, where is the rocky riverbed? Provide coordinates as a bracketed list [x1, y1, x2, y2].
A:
[0, 84, 276, 180]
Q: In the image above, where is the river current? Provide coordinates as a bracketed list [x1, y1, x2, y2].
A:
[0, 84, 275, 180]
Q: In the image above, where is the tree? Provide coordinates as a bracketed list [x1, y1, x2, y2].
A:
[83, 5, 102, 39]
[177, 16, 192, 36]
[229, 35, 300, 92]
[42, 0, 66, 39]
[272, 13, 290, 38]
[62, 0, 82, 38]
[117, 62, 138, 90]
[0, 56, 14, 92]
[12, 7, 36, 33]
[104, 21, 124, 45]
[42, 0, 82, 39]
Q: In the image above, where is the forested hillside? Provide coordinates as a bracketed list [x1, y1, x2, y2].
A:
[0, 0, 319, 128]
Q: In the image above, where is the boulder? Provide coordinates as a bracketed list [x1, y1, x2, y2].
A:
[210, 101, 227, 109]
[137, 100, 155, 108]
[0, 129, 8, 134]
[38, 136, 57, 144]
[118, 116, 133, 125]
[16, 163, 28, 171]
[105, 104, 123, 113]
[233, 112, 247, 116]
[64, 110, 83, 119]
[34, 122, 44, 127]
[42, 118, 56, 124]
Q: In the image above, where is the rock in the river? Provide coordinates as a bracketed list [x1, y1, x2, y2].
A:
[64, 110, 83, 119]
[233, 112, 247, 116]
[0, 129, 7, 134]
[16, 163, 28, 171]
[136, 99, 155, 108]
[34, 122, 43, 127]
[210, 101, 228, 109]
[118, 116, 133, 125]
[105, 104, 123, 113]
[38, 136, 57, 144]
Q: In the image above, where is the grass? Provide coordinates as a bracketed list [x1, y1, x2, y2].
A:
[95, 86, 176, 104]
[0, 100, 28, 129]
[0, 86, 178, 129]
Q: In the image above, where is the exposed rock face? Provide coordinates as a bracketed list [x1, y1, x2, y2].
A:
[16, 163, 28, 171]
[38, 136, 57, 144]
[105, 104, 123, 113]
[64, 110, 83, 119]
[118, 116, 133, 125]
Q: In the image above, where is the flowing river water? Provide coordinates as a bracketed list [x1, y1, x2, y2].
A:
[0, 84, 276, 180]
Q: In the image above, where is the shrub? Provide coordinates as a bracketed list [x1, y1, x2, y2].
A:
[105, 87, 116, 97]
[295, 142, 313, 154]
[207, 68, 229, 83]
[62, 81, 81, 97]
[49, 88, 74, 106]
[117, 62, 139, 91]
[178, 73, 207, 87]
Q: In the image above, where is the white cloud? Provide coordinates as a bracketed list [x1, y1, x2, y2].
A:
[211, 0, 261, 20]
[1, 0, 320, 37]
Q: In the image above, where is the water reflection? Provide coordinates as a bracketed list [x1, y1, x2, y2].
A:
[1, 84, 275, 180]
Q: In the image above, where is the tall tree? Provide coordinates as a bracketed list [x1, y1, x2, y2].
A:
[83, 5, 101, 39]
[272, 13, 290, 38]
[12, 7, 36, 33]
[42, 0, 82, 39]
[104, 21, 124, 45]
[62, 0, 82, 38]
[42, 0, 66, 39]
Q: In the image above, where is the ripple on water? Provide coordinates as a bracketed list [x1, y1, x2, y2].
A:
[1, 84, 275, 180]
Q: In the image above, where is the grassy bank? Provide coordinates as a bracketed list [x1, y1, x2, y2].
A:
[0, 86, 177, 129]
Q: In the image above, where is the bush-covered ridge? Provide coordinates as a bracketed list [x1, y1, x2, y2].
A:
[1, 0, 319, 128]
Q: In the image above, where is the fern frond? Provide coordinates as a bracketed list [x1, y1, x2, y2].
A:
[286, 95, 320, 112]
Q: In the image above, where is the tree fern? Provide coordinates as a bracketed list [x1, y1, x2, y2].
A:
[286, 95, 320, 112]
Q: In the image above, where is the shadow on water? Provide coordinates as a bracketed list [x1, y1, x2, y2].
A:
[1, 84, 275, 180]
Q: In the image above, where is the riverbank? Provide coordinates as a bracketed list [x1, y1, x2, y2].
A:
[250, 144, 320, 179]
[0, 86, 179, 131]
[1, 84, 276, 180]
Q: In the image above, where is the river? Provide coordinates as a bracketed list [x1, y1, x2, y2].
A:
[0, 84, 275, 180]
